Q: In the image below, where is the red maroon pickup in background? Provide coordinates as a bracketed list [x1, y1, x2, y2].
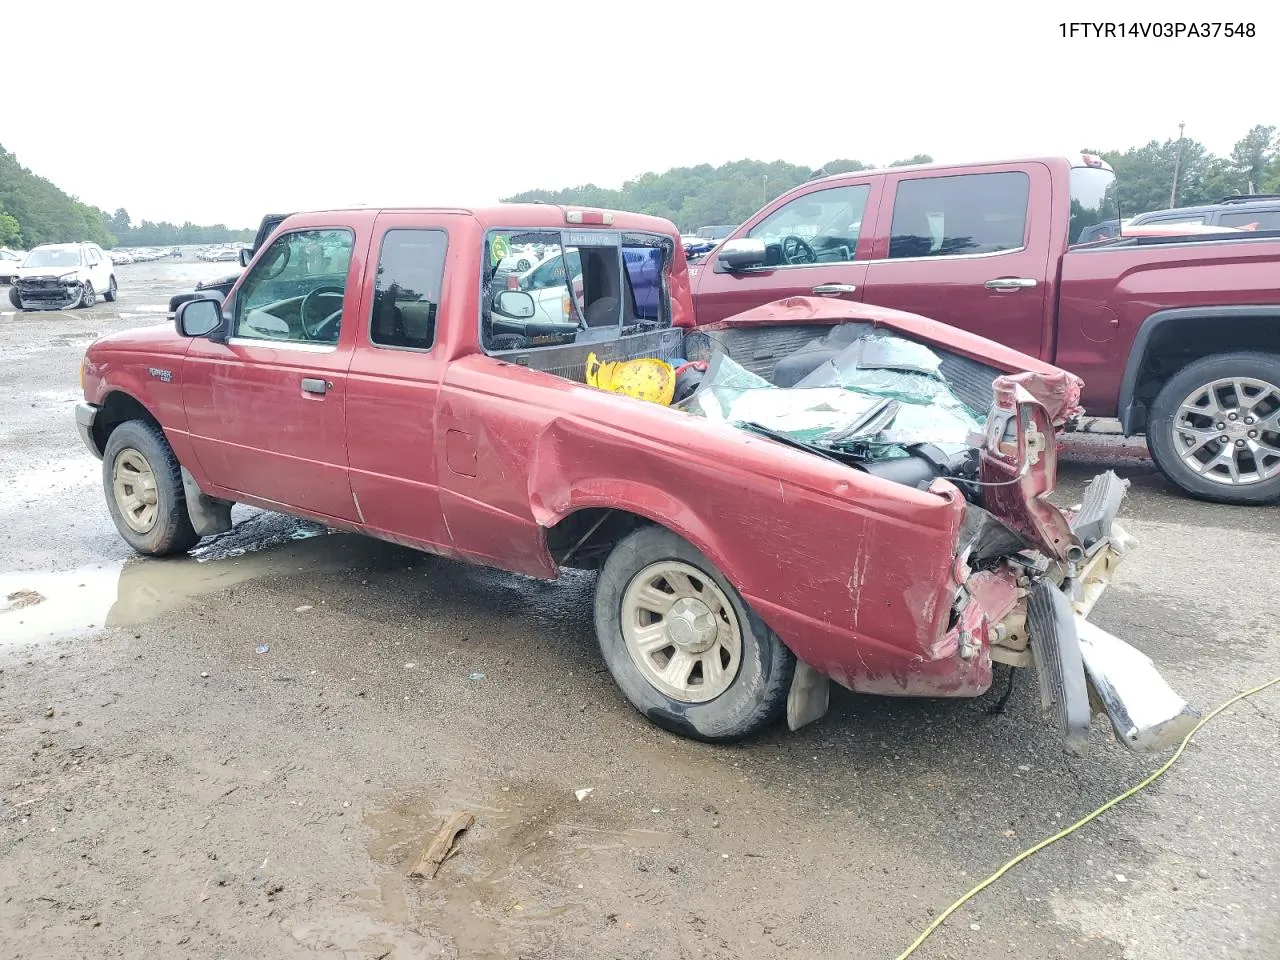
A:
[686, 155, 1280, 505]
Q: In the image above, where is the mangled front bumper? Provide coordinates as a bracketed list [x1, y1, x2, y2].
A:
[14, 277, 81, 310]
[996, 471, 1199, 755]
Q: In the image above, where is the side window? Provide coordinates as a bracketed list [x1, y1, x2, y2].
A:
[85, 248, 99, 265]
[1220, 210, 1280, 231]
[235, 228, 354, 345]
[369, 229, 447, 351]
[623, 244, 663, 321]
[888, 172, 1029, 259]
[747, 185, 869, 265]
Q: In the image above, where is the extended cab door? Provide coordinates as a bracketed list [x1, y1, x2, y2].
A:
[862, 163, 1054, 359]
[691, 178, 882, 324]
[343, 215, 453, 549]
[182, 224, 368, 521]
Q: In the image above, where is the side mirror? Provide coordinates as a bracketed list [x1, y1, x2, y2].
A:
[493, 290, 536, 319]
[717, 238, 767, 270]
[175, 298, 224, 339]
[238, 248, 252, 267]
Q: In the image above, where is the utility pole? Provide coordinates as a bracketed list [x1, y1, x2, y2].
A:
[1169, 121, 1186, 208]
[762, 174, 768, 205]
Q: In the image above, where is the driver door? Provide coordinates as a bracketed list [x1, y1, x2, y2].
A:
[691, 178, 882, 325]
[182, 225, 368, 521]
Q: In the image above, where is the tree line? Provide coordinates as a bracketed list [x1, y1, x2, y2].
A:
[5, 125, 1278, 250]
[505, 126, 1280, 231]
[0, 144, 252, 250]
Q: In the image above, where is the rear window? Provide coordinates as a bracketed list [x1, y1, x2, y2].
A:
[889, 172, 1029, 258]
[481, 229, 671, 354]
[1069, 168, 1121, 244]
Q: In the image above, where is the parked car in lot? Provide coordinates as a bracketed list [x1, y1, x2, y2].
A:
[107, 249, 135, 265]
[687, 154, 1280, 504]
[75, 203, 1193, 753]
[1128, 194, 1280, 233]
[0, 247, 23, 284]
[10, 242, 117, 309]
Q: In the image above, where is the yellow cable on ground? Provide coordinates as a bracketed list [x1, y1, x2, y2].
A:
[894, 675, 1280, 960]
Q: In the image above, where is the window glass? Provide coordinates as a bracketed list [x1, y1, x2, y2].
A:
[370, 230, 446, 350]
[1147, 214, 1206, 225]
[889, 172, 1029, 258]
[1069, 168, 1120, 244]
[748, 185, 869, 265]
[1220, 210, 1280, 231]
[481, 229, 670, 353]
[86, 248, 100, 265]
[235, 229, 353, 344]
[24, 247, 81, 268]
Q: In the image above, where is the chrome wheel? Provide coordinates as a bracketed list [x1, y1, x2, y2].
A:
[1172, 376, 1280, 485]
[81, 282, 96, 308]
[620, 560, 742, 703]
[111, 448, 159, 533]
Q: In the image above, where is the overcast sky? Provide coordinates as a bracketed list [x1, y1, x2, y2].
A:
[4, 0, 1274, 227]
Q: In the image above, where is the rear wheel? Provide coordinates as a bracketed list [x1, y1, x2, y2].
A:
[1147, 351, 1280, 504]
[104, 275, 117, 302]
[594, 525, 794, 742]
[79, 281, 96, 309]
[102, 419, 201, 556]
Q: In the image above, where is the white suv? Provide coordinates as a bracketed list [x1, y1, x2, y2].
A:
[9, 242, 117, 310]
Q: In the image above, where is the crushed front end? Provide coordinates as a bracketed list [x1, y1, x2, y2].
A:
[14, 274, 82, 310]
[681, 314, 1197, 754]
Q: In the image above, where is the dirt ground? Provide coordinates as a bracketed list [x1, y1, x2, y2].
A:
[2, 263, 1278, 960]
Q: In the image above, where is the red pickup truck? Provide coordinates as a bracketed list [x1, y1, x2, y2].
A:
[75, 204, 1194, 752]
[688, 155, 1280, 504]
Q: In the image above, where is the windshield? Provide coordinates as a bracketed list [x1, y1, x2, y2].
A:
[1069, 168, 1121, 244]
[23, 248, 81, 268]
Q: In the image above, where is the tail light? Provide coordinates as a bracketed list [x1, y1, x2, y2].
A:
[564, 210, 614, 226]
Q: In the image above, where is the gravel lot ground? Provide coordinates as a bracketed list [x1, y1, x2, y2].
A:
[2, 263, 1278, 960]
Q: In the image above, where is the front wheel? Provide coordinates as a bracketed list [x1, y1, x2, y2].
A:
[104, 275, 117, 302]
[1147, 351, 1280, 504]
[594, 525, 794, 742]
[7, 286, 19, 309]
[79, 281, 96, 309]
[102, 419, 201, 555]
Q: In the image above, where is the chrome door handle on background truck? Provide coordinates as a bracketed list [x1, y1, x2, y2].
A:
[985, 277, 1038, 290]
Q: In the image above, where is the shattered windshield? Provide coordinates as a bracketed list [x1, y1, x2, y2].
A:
[675, 334, 984, 461]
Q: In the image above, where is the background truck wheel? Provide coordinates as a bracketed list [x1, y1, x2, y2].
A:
[594, 525, 794, 742]
[104, 275, 117, 302]
[79, 281, 96, 309]
[7, 287, 19, 309]
[1147, 351, 1280, 504]
[102, 419, 201, 556]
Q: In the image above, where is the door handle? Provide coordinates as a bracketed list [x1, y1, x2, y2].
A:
[985, 277, 1038, 291]
[301, 378, 329, 395]
[811, 283, 858, 295]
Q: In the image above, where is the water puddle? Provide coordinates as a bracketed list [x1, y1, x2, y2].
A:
[0, 516, 354, 646]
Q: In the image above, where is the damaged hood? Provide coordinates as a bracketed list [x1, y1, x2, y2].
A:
[707, 297, 1082, 426]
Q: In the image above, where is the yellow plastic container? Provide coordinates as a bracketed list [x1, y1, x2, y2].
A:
[585, 353, 676, 406]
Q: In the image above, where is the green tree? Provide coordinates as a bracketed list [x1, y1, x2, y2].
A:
[890, 154, 934, 167]
[1228, 125, 1277, 194]
[0, 210, 20, 247]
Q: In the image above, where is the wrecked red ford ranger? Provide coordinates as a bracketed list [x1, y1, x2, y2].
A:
[76, 205, 1195, 752]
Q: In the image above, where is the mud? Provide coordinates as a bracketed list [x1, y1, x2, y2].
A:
[2, 267, 1279, 959]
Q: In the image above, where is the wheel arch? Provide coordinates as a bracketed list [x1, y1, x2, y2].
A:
[1118, 305, 1280, 435]
[92, 389, 164, 455]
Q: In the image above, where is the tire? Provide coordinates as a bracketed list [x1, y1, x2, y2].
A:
[79, 281, 96, 309]
[594, 525, 794, 742]
[104, 275, 117, 302]
[7, 287, 19, 309]
[1146, 351, 1280, 505]
[102, 419, 201, 556]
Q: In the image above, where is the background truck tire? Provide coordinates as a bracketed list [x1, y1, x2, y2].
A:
[594, 525, 794, 742]
[1147, 351, 1280, 504]
[102, 419, 201, 556]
